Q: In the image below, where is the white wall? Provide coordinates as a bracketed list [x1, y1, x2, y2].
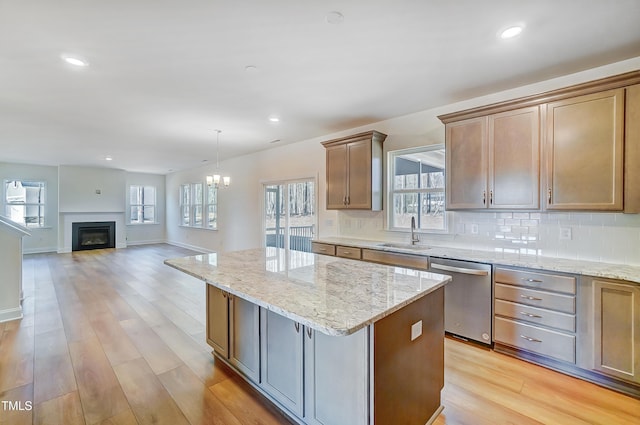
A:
[166, 137, 335, 252]
[125, 172, 166, 245]
[165, 56, 640, 265]
[0, 162, 58, 253]
[59, 166, 126, 213]
[1, 163, 166, 251]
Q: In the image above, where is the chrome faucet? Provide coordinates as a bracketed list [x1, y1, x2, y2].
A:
[410, 216, 420, 245]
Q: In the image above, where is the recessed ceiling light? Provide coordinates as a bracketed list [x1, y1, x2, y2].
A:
[326, 11, 344, 25]
[499, 25, 523, 39]
[61, 55, 89, 67]
[269, 116, 280, 123]
[269, 139, 281, 144]
[245, 65, 258, 72]
[105, 156, 113, 161]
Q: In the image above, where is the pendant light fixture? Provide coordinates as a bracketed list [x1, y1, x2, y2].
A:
[207, 130, 230, 188]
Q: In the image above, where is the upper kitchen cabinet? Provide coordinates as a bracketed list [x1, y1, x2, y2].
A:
[444, 106, 540, 210]
[322, 131, 387, 210]
[545, 89, 624, 211]
[439, 70, 640, 213]
[625, 84, 640, 213]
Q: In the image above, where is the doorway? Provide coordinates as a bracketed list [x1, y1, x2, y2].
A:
[264, 179, 315, 252]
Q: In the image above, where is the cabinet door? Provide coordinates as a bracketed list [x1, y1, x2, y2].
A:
[260, 309, 304, 417]
[346, 139, 373, 209]
[325, 144, 348, 209]
[229, 295, 260, 382]
[593, 279, 640, 383]
[446, 117, 488, 209]
[206, 285, 229, 357]
[304, 327, 369, 425]
[545, 89, 624, 210]
[489, 106, 540, 209]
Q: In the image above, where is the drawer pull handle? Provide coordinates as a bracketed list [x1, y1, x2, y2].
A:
[294, 322, 300, 333]
[520, 312, 542, 318]
[306, 327, 313, 339]
[319, 248, 327, 252]
[520, 295, 542, 301]
[520, 335, 542, 343]
[522, 278, 543, 283]
[342, 251, 350, 254]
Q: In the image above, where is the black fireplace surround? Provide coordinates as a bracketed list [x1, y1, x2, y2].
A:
[72, 221, 116, 251]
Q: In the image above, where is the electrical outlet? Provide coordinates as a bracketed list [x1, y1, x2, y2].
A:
[470, 224, 479, 234]
[411, 320, 423, 341]
[559, 226, 572, 240]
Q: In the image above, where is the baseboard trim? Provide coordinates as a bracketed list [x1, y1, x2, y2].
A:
[126, 239, 165, 246]
[0, 307, 23, 323]
[166, 240, 211, 254]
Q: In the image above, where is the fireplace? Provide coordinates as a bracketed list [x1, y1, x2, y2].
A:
[72, 221, 116, 251]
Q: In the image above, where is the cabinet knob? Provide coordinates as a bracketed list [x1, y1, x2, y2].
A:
[482, 191, 486, 205]
[548, 188, 552, 204]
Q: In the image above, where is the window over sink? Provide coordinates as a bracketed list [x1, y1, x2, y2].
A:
[388, 144, 447, 232]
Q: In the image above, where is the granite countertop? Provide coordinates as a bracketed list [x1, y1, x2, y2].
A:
[315, 237, 640, 284]
[164, 247, 451, 336]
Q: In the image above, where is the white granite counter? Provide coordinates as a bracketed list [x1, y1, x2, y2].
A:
[315, 237, 640, 284]
[164, 247, 450, 336]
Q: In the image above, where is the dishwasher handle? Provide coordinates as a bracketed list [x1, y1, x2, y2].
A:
[430, 263, 489, 276]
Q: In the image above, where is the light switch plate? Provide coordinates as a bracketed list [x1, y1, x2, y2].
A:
[411, 320, 423, 341]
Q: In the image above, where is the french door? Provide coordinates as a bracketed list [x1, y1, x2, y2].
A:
[264, 179, 315, 252]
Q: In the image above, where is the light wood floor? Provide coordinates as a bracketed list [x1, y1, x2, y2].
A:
[0, 244, 638, 425]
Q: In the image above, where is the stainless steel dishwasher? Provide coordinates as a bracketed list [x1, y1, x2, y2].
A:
[429, 257, 492, 345]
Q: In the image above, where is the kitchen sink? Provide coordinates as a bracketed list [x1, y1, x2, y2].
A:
[377, 242, 431, 251]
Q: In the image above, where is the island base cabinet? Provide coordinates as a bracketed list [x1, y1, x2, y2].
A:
[206, 285, 229, 358]
[304, 327, 369, 425]
[229, 295, 260, 383]
[260, 309, 304, 418]
[373, 287, 444, 425]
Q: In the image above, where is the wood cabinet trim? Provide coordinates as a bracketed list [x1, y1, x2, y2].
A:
[438, 70, 640, 123]
[320, 130, 387, 148]
[625, 84, 640, 213]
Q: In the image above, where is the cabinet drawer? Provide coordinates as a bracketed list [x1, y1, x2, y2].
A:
[311, 242, 336, 256]
[495, 267, 576, 294]
[336, 246, 362, 260]
[361, 249, 428, 270]
[495, 283, 575, 314]
[494, 317, 575, 364]
[494, 299, 576, 332]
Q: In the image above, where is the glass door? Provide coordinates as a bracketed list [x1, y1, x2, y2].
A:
[264, 179, 315, 252]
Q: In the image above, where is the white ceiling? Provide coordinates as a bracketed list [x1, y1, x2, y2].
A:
[2, 0, 640, 175]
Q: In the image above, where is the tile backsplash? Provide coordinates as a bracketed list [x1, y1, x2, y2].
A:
[335, 210, 640, 266]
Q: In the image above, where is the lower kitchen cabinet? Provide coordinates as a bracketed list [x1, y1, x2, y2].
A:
[206, 285, 229, 357]
[304, 327, 369, 425]
[591, 278, 640, 384]
[259, 308, 369, 424]
[260, 308, 304, 417]
[229, 295, 261, 382]
[493, 267, 578, 364]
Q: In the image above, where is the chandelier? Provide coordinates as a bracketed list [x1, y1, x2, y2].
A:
[206, 129, 230, 188]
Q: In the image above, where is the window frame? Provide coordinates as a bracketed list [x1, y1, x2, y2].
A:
[128, 185, 157, 225]
[387, 144, 449, 234]
[180, 181, 217, 230]
[3, 179, 47, 228]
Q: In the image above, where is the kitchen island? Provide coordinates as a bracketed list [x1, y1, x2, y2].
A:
[165, 247, 451, 425]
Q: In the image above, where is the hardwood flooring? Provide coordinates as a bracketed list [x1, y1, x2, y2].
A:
[0, 244, 638, 425]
